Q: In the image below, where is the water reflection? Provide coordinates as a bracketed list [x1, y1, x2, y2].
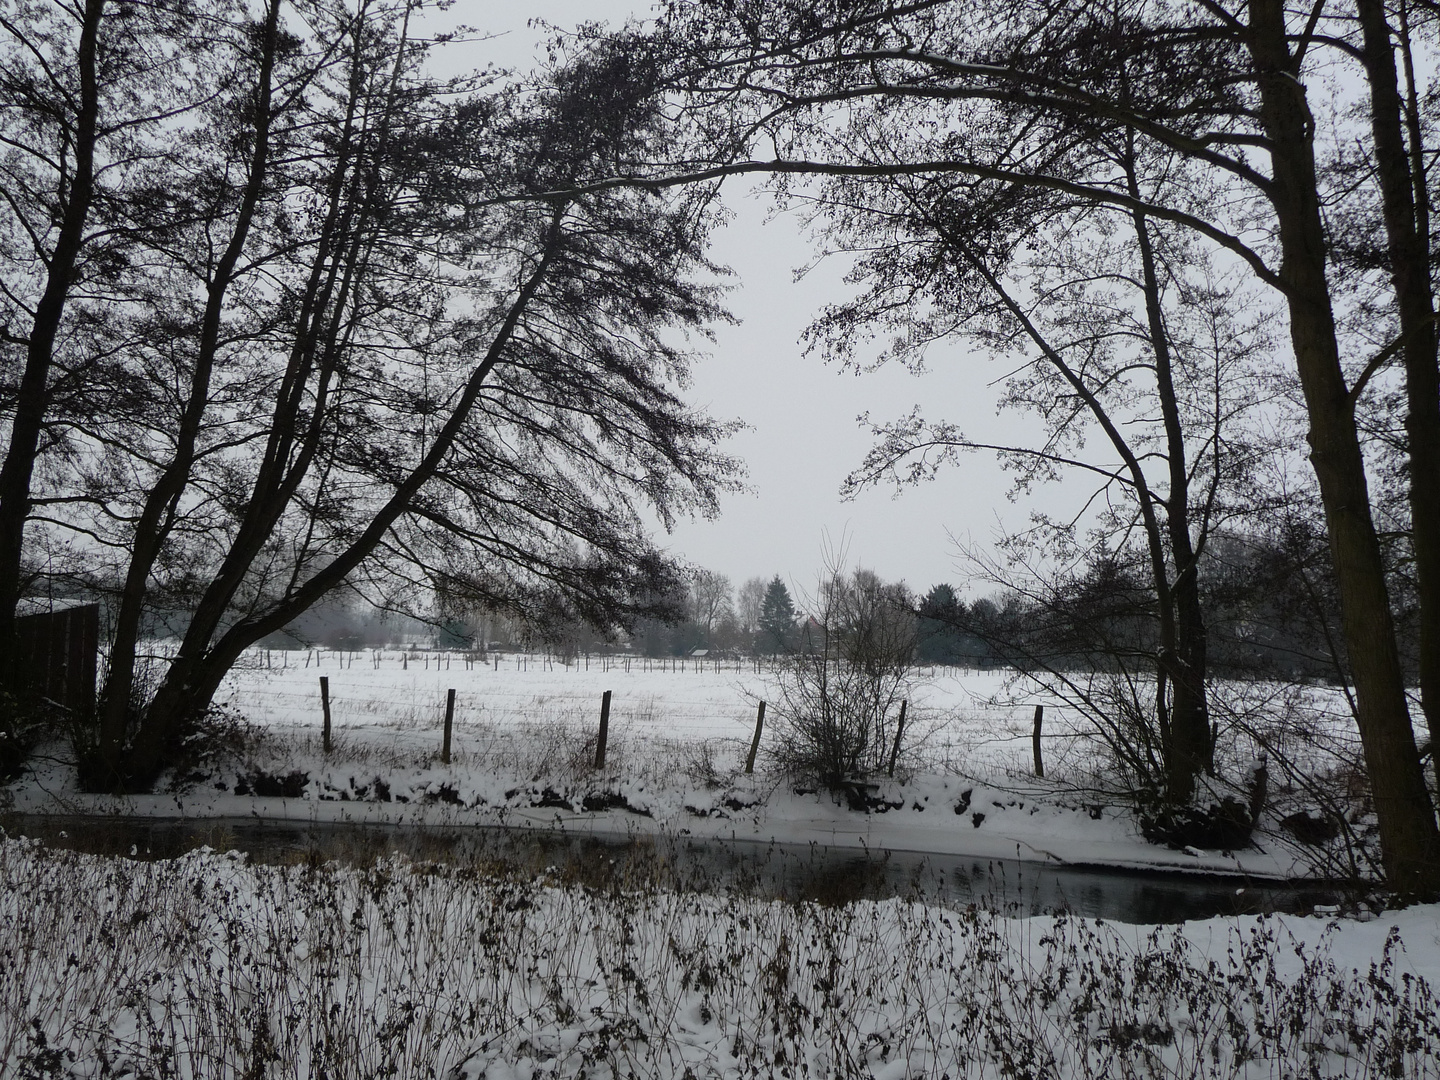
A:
[2, 813, 1344, 924]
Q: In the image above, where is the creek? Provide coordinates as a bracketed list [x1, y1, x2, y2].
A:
[2, 813, 1346, 924]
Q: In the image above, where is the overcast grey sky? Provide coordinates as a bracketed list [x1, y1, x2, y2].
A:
[456, 2, 1065, 597]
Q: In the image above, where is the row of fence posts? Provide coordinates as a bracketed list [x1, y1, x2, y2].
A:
[315, 676, 1047, 779]
[322, 676, 467, 761]
[279, 649, 771, 675]
[281, 649, 1002, 679]
[317, 677, 770, 772]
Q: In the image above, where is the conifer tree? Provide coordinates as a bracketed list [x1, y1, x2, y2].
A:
[758, 575, 796, 654]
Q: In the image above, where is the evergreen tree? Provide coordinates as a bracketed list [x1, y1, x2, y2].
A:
[758, 575, 796, 654]
[917, 583, 965, 664]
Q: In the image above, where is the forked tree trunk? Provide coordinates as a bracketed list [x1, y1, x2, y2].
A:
[154, 10, 403, 722]
[109, 210, 567, 789]
[89, 0, 282, 790]
[1250, 0, 1440, 896]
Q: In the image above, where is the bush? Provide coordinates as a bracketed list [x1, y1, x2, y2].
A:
[1139, 795, 1255, 850]
[767, 567, 917, 790]
[767, 654, 910, 789]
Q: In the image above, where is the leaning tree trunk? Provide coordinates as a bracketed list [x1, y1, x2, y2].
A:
[152, 18, 398, 735]
[115, 209, 568, 788]
[1357, 0, 1440, 767]
[1250, 0, 1440, 896]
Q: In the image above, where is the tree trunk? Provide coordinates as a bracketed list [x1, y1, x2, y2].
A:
[953, 234, 1188, 798]
[90, 0, 282, 790]
[111, 208, 568, 787]
[1250, 0, 1440, 896]
[0, 0, 106, 691]
[1356, 0, 1440, 767]
[1129, 189, 1212, 798]
[160, 23, 394, 699]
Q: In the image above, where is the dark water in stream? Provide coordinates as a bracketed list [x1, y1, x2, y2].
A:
[2, 813, 1347, 924]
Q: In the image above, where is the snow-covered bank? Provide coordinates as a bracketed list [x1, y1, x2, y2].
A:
[2, 837, 1436, 1079]
[5, 650, 1357, 881]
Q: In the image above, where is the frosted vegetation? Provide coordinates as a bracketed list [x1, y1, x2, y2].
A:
[8, 649, 1430, 1077]
[3, 837, 1437, 1080]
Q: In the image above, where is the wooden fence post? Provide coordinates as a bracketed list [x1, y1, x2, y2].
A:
[745, 701, 766, 774]
[320, 676, 332, 754]
[1032, 704, 1045, 778]
[594, 690, 612, 770]
[442, 688, 455, 764]
[887, 699, 908, 777]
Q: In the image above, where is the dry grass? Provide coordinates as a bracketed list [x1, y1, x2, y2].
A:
[2, 837, 1435, 1079]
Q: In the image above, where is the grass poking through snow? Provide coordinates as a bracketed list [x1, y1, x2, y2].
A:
[2, 837, 1435, 1079]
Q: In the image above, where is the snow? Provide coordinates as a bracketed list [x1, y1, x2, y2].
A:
[9, 649, 1342, 879]
[4, 649, 1438, 1078]
[0, 837, 1436, 1078]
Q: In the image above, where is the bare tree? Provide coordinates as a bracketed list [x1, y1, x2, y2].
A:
[736, 575, 767, 636]
[0, 0, 206, 689]
[645, 0, 1440, 895]
[688, 568, 733, 637]
[829, 163, 1278, 807]
[27, 6, 738, 790]
[1354, 0, 1440, 764]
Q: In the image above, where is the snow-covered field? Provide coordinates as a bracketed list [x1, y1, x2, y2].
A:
[2, 836, 1436, 1079]
[8, 649, 1365, 879]
[5, 649, 1438, 1078]
[216, 648, 1029, 773]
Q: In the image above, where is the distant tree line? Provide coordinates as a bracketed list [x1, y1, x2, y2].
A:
[224, 481, 1384, 693]
[376, 516, 1364, 682]
[915, 525, 1368, 687]
[426, 571, 802, 659]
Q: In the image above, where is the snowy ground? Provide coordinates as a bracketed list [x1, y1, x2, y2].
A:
[2, 836, 1437, 1079]
[5, 649, 1438, 1078]
[7, 648, 1372, 880]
